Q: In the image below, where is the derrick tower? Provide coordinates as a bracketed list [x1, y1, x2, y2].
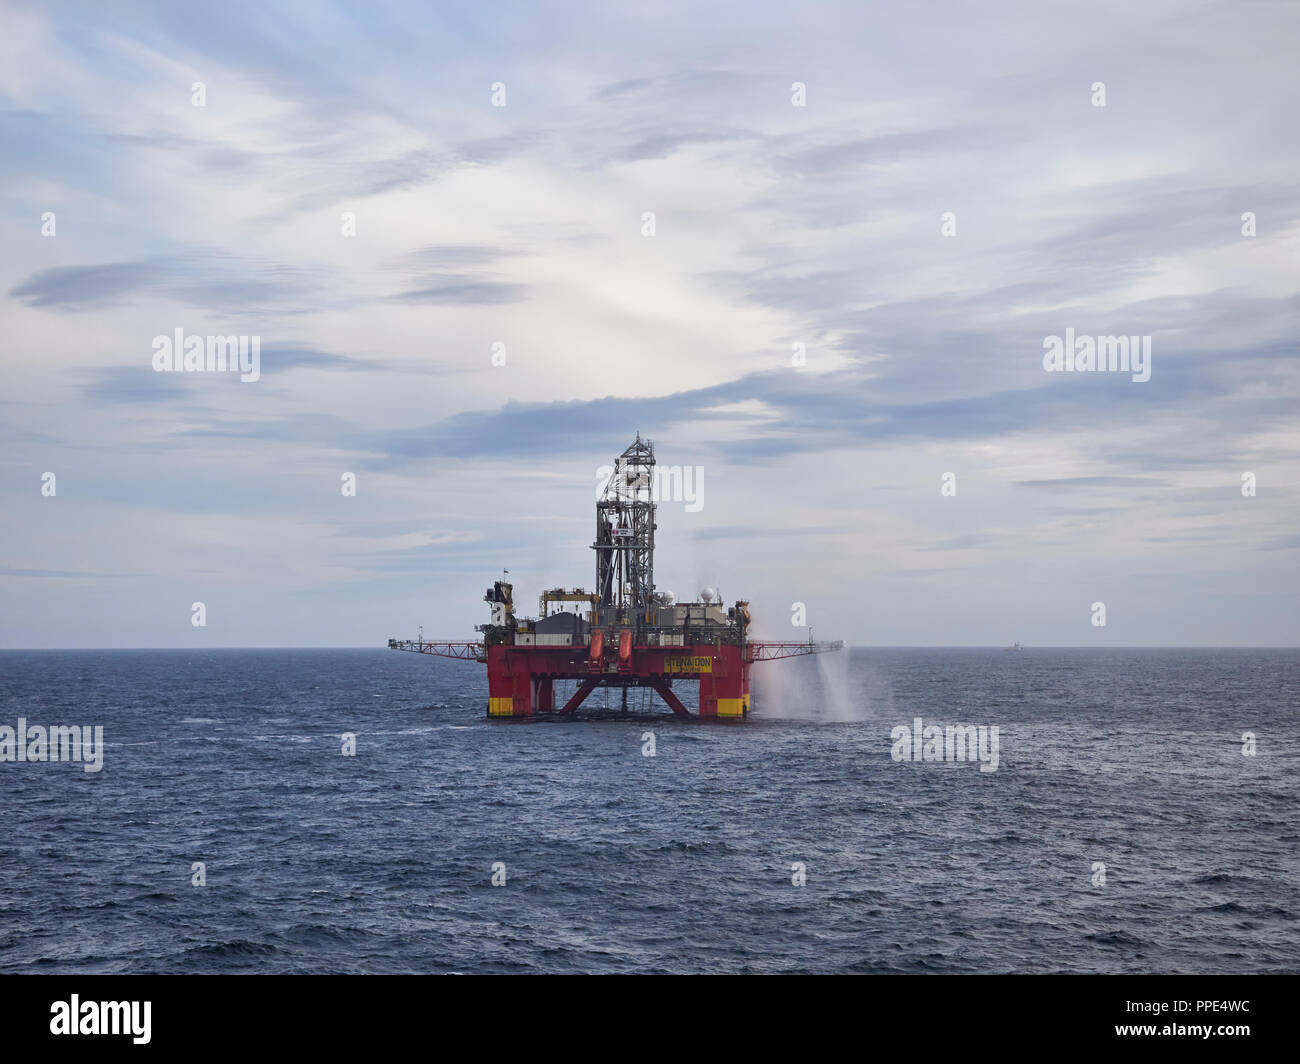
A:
[593, 433, 657, 610]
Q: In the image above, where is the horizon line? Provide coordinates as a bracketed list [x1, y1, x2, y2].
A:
[2, 644, 1299, 652]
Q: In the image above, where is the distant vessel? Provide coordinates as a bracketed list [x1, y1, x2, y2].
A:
[1004, 641, 1023, 651]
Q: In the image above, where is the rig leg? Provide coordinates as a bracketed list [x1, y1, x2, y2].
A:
[652, 680, 691, 718]
[559, 678, 599, 716]
[698, 670, 716, 717]
[697, 647, 748, 718]
[486, 645, 533, 717]
[487, 650, 512, 717]
[511, 671, 533, 716]
[535, 676, 555, 713]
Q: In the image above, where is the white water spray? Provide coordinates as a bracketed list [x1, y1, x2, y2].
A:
[752, 648, 884, 722]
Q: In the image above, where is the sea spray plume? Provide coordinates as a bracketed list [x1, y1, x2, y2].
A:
[751, 650, 875, 721]
[740, 599, 857, 720]
[751, 655, 807, 718]
[816, 649, 855, 721]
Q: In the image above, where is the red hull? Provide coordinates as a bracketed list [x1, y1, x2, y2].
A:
[485, 642, 750, 718]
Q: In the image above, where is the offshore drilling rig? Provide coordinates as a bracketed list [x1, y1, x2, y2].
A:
[388, 435, 843, 718]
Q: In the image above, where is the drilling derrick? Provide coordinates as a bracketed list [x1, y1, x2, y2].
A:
[593, 435, 656, 611]
[387, 434, 844, 719]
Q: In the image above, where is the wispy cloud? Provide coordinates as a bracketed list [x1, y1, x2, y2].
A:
[1, 0, 1298, 647]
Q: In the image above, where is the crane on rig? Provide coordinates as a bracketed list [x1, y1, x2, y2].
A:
[388, 434, 843, 718]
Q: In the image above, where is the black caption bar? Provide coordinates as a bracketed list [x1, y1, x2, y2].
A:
[3, 974, 1292, 1053]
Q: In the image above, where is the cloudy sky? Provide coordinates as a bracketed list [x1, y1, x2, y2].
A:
[2, 0, 1298, 648]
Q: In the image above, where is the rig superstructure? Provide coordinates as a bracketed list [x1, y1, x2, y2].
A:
[388, 435, 843, 718]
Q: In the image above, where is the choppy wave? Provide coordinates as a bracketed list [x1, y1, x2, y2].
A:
[1, 646, 1297, 973]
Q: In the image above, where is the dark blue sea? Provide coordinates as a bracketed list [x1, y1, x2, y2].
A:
[1, 648, 1297, 974]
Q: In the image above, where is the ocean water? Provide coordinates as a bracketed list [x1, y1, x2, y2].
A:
[0, 647, 1296, 974]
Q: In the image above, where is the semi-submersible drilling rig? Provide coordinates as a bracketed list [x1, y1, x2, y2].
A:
[388, 435, 842, 718]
